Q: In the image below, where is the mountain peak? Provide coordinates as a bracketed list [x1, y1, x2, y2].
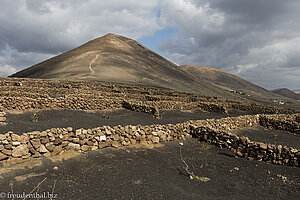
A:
[104, 32, 117, 36]
[102, 33, 122, 39]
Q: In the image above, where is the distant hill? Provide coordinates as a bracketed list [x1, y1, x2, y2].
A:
[272, 88, 300, 100]
[293, 90, 300, 94]
[178, 65, 291, 101]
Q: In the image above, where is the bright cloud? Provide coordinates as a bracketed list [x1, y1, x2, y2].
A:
[0, 64, 17, 77]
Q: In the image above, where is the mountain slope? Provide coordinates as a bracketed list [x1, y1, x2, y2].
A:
[11, 34, 233, 97]
[179, 65, 270, 94]
[178, 65, 300, 110]
[272, 88, 300, 100]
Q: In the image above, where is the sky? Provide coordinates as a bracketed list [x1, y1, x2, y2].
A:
[0, 0, 299, 90]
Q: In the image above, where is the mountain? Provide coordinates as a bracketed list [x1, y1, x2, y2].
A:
[10, 33, 300, 111]
[272, 88, 300, 100]
[11, 33, 233, 97]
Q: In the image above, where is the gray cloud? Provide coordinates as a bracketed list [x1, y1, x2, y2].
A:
[0, 0, 299, 90]
[158, 0, 300, 89]
[0, 0, 161, 54]
[0, 0, 162, 77]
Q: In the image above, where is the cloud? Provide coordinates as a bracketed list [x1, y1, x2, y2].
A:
[0, 0, 163, 76]
[232, 38, 300, 89]
[0, 0, 161, 54]
[0, 64, 17, 77]
[0, 45, 55, 74]
[158, 0, 300, 89]
[0, 0, 299, 90]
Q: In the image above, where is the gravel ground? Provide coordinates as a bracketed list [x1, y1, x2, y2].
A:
[0, 138, 299, 200]
[0, 108, 244, 135]
[233, 126, 300, 149]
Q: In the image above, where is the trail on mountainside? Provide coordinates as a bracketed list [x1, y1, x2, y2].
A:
[88, 54, 100, 77]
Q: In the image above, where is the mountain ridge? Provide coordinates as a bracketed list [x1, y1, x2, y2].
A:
[178, 65, 286, 98]
[272, 88, 300, 100]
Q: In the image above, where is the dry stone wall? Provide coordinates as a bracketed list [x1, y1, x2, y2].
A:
[122, 100, 227, 113]
[0, 123, 191, 162]
[1, 95, 291, 115]
[0, 111, 6, 125]
[0, 78, 298, 165]
[122, 101, 161, 118]
[226, 101, 292, 114]
[0, 96, 123, 111]
[259, 114, 299, 134]
[191, 114, 300, 167]
[0, 77, 294, 115]
[0, 114, 299, 167]
[191, 126, 299, 167]
[121, 100, 291, 118]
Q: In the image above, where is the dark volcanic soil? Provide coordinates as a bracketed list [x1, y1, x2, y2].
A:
[233, 126, 300, 149]
[1, 109, 244, 135]
[0, 138, 299, 200]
